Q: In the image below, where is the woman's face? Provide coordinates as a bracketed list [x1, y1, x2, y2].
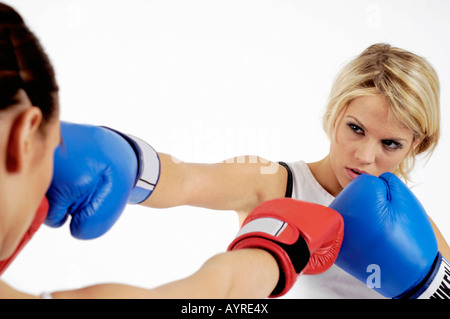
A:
[29, 116, 61, 218]
[329, 95, 419, 191]
[0, 90, 60, 259]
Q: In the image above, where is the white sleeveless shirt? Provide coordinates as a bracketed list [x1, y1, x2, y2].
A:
[279, 160, 384, 299]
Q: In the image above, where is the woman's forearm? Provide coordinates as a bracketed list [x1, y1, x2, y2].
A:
[141, 153, 287, 214]
[150, 249, 279, 299]
[47, 249, 279, 299]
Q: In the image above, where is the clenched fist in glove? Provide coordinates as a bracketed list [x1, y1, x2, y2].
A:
[330, 173, 449, 299]
[228, 198, 344, 297]
[46, 122, 160, 239]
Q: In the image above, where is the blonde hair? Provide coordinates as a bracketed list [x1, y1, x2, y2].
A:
[322, 43, 440, 181]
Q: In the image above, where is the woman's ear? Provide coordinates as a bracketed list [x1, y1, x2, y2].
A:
[411, 135, 424, 154]
[6, 107, 43, 173]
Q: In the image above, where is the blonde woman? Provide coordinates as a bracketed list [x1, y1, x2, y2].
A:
[137, 43, 450, 298]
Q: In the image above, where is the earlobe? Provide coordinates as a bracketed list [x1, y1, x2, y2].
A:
[5, 107, 43, 173]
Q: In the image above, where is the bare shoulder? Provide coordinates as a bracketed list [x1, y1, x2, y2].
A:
[428, 217, 450, 260]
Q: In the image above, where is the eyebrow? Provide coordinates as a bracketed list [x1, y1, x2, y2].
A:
[346, 115, 408, 143]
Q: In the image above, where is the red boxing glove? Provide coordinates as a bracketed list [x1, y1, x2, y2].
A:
[0, 197, 49, 275]
[228, 198, 344, 297]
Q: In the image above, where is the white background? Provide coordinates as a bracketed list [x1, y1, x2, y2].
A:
[3, 0, 450, 295]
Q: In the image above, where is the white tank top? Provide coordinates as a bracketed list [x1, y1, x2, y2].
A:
[279, 160, 384, 299]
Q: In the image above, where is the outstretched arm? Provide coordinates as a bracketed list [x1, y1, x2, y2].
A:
[48, 123, 288, 238]
[0, 249, 279, 299]
[141, 153, 288, 221]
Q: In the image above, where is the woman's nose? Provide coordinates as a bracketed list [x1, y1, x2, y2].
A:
[355, 141, 377, 165]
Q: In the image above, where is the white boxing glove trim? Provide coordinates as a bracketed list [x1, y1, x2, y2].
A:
[126, 133, 160, 193]
[417, 254, 450, 299]
[101, 127, 161, 204]
[236, 218, 287, 239]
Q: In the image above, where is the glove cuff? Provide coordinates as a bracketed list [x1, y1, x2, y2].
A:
[102, 127, 161, 204]
[399, 253, 450, 299]
[228, 217, 310, 297]
[123, 133, 161, 204]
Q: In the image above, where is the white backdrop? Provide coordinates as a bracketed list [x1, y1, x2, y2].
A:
[3, 0, 450, 295]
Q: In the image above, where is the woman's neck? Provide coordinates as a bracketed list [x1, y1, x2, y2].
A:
[307, 156, 342, 197]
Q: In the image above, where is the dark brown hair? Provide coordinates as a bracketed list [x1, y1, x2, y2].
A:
[0, 3, 58, 122]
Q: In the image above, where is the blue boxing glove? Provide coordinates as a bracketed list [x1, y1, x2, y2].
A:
[45, 122, 160, 239]
[330, 173, 449, 299]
